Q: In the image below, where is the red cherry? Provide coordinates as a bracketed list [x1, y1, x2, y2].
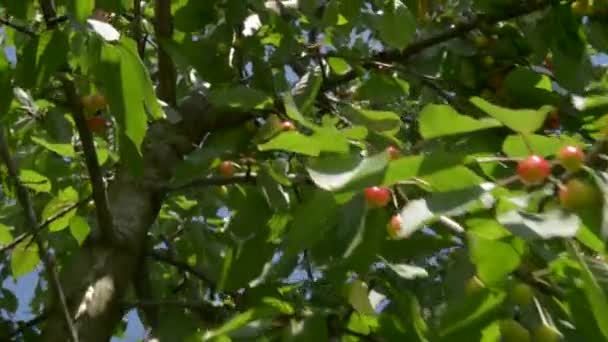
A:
[219, 161, 235, 177]
[557, 145, 584, 172]
[364, 187, 391, 208]
[386, 145, 400, 160]
[281, 121, 295, 131]
[517, 155, 551, 185]
[86, 116, 107, 134]
[387, 214, 401, 238]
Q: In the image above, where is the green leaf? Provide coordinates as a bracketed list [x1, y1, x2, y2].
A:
[31, 136, 75, 158]
[5, 0, 34, 20]
[382, 286, 429, 341]
[306, 152, 390, 192]
[468, 235, 522, 285]
[204, 305, 279, 340]
[69, 216, 90, 245]
[470, 97, 553, 134]
[292, 66, 322, 115]
[419, 104, 501, 139]
[503, 67, 558, 107]
[377, 0, 416, 49]
[497, 209, 581, 240]
[258, 132, 323, 156]
[382, 152, 465, 186]
[283, 93, 316, 129]
[502, 134, 567, 157]
[69, 0, 94, 23]
[328, 57, 351, 75]
[439, 290, 506, 340]
[0, 223, 13, 245]
[223, 233, 276, 291]
[92, 37, 158, 167]
[16, 30, 69, 88]
[19, 169, 51, 193]
[386, 262, 429, 280]
[173, 195, 198, 211]
[465, 217, 511, 240]
[95, 137, 112, 165]
[208, 85, 273, 110]
[345, 208, 390, 273]
[1, 288, 18, 313]
[41, 187, 79, 232]
[172, 0, 216, 32]
[568, 242, 608, 340]
[282, 190, 340, 256]
[421, 166, 485, 192]
[258, 130, 349, 156]
[395, 183, 495, 238]
[342, 106, 401, 134]
[11, 237, 40, 279]
[356, 73, 410, 105]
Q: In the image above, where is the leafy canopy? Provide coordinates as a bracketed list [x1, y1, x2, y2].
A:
[1, 0, 608, 341]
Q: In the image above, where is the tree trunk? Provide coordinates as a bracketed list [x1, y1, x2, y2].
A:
[41, 91, 242, 341]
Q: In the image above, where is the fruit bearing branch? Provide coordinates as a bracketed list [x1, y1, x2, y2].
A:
[323, 0, 555, 90]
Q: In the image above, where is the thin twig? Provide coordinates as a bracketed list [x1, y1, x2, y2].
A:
[0, 17, 36, 36]
[0, 195, 92, 254]
[3, 312, 48, 340]
[0, 128, 79, 342]
[62, 77, 115, 243]
[291, 180, 316, 282]
[148, 250, 215, 286]
[124, 299, 215, 311]
[168, 172, 309, 192]
[154, 0, 176, 106]
[38, 0, 61, 29]
[342, 328, 380, 342]
[302, 250, 315, 281]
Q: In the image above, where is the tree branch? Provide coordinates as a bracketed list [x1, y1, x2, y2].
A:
[323, 0, 553, 91]
[0, 128, 79, 342]
[0, 17, 36, 36]
[36, 0, 68, 28]
[383, 1, 552, 62]
[62, 77, 115, 244]
[0, 196, 92, 255]
[154, 0, 176, 106]
[133, 0, 145, 58]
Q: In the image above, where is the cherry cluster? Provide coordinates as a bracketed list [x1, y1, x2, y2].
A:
[517, 145, 598, 210]
[363, 145, 597, 240]
[217, 120, 296, 178]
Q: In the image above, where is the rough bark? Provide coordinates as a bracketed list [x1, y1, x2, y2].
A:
[41, 91, 246, 341]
